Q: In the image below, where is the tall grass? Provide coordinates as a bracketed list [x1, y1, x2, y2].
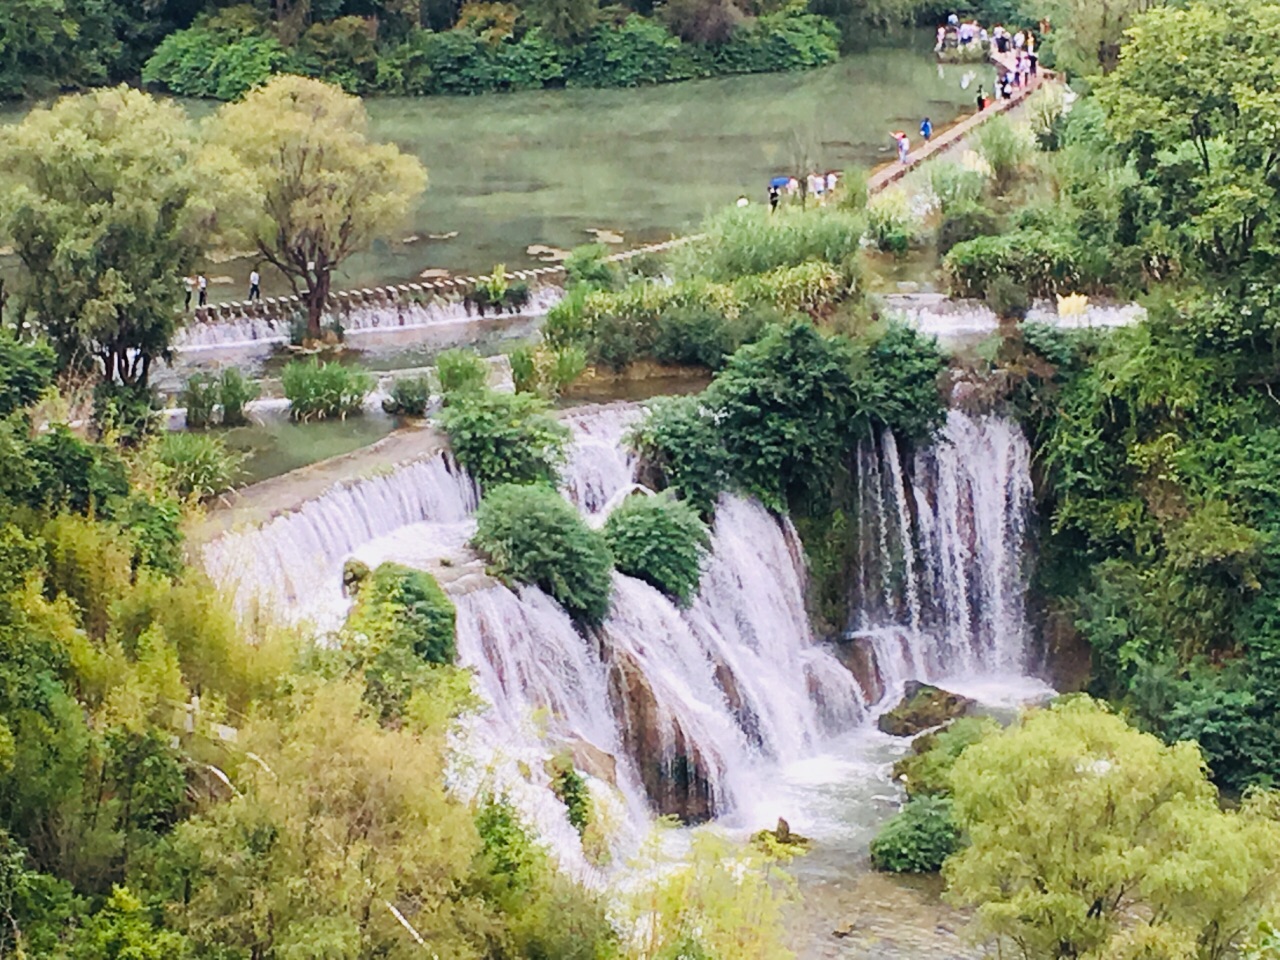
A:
[281, 359, 374, 421]
[976, 116, 1036, 193]
[151, 431, 243, 501]
[674, 205, 865, 282]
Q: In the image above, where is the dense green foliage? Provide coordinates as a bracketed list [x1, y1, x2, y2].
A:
[345, 562, 457, 717]
[946, 698, 1280, 960]
[869, 795, 960, 873]
[281, 357, 375, 421]
[473, 483, 614, 624]
[0, 339, 628, 958]
[544, 204, 865, 372]
[630, 318, 946, 516]
[603, 493, 710, 603]
[140, 9, 837, 99]
[437, 388, 570, 488]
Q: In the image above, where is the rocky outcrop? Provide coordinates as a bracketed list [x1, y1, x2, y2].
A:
[833, 634, 887, 705]
[713, 658, 763, 748]
[877, 681, 975, 737]
[562, 735, 618, 789]
[607, 649, 713, 823]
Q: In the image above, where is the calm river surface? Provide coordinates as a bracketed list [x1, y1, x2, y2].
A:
[1, 32, 981, 300]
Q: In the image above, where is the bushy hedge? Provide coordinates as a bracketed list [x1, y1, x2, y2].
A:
[603, 493, 710, 603]
[543, 263, 847, 371]
[348, 562, 457, 659]
[144, 11, 838, 99]
[869, 796, 961, 873]
[628, 318, 946, 516]
[944, 230, 1085, 299]
[472, 484, 613, 624]
[346, 562, 458, 716]
[436, 388, 570, 489]
[281, 358, 375, 421]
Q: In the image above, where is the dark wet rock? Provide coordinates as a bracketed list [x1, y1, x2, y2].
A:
[607, 649, 713, 822]
[877, 681, 975, 737]
[753, 816, 811, 850]
[833, 634, 887, 705]
[713, 658, 762, 748]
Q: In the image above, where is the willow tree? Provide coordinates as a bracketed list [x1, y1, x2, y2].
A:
[0, 86, 209, 386]
[206, 75, 427, 341]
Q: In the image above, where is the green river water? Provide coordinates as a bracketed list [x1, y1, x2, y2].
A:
[1, 30, 982, 301]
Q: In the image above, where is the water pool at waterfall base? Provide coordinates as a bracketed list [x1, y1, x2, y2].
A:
[200, 401, 1054, 957]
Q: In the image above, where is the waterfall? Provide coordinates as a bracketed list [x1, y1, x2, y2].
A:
[847, 410, 1033, 691]
[173, 287, 562, 353]
[203, 452, 477, 623]
[201, 402, 1036, 856]
[559, 404, 642, 516]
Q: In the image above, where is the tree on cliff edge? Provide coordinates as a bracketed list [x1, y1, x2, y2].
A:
[206, 75, 427, 341]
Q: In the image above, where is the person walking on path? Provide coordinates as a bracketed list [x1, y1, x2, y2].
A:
[197, 274, 208, 307]
[183, 275, 194, 311]
[893, 131, 909, 165]
[768, 184, 780, 212]
[248, 268, 261, 301]
[920, 117, 933, 143]
[976, 84, 986, 111]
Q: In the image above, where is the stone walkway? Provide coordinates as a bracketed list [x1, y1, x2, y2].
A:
[868, 50, 1051, 193]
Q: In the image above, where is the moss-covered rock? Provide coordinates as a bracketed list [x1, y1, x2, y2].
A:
[877, 681, 975, 737]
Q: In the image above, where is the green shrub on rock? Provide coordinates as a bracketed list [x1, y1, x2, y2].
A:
[628, 395, 730, 517]
[345, 561, 457, 717]
[869, 795, 960, 873]
[891, 717, 1000, 798]
[437, 389, 569, 489]
[944, 231, 1083, 299]
[604, 493, 710, 604]
[383, 375, 432, 416]
[473, 484, 613, 624]
[435, 348, 488, 398]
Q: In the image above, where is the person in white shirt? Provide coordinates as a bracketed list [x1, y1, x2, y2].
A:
[183, 275, 194, 311]
[197, 274, 208, 307]
[248, 269, 261, 301]
[1014, 30, 1025, 49]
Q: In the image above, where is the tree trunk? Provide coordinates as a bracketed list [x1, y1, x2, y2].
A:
[305, 270, 331, 341]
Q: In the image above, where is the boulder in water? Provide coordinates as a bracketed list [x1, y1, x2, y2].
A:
[608, 649, 714, 822]
[834, 635, 886, 706]
[752, 816, 811, 850]
[877, 681, 975, 737]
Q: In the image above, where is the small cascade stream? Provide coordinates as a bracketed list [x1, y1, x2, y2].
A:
[848, 409, 1034, 694]
[201, 403, 1043, 879]
[173, 287, 562, 352]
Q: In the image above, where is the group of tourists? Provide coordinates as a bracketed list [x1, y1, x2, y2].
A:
[765, 172, 842, 211]
[182, 269, 262, 310]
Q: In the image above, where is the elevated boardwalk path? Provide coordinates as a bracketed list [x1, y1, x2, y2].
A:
[184, 48, 1053, 332]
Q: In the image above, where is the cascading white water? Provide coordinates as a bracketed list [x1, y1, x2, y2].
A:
[559, 404, 641, 515]
[173, 287, 563, 352]
[847, 409, 1033, 690]
[203, 452, 477, 623]
[202, 403, 1038, 870]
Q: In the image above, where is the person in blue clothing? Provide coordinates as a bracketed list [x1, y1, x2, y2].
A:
[920, 117, 933, 143]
